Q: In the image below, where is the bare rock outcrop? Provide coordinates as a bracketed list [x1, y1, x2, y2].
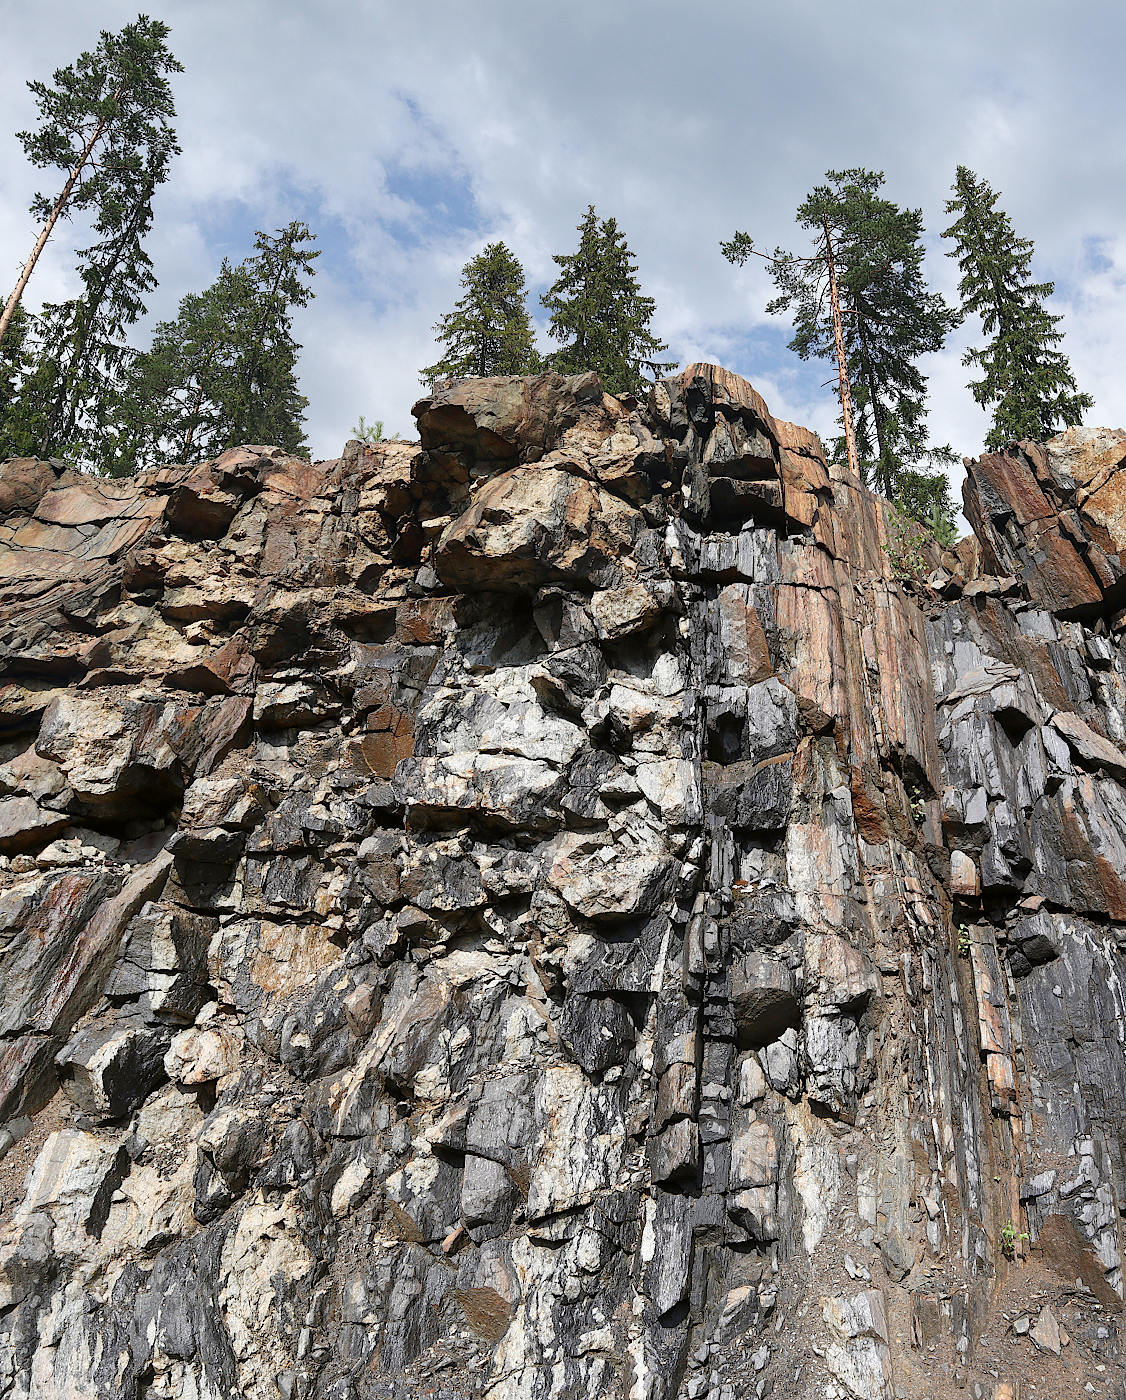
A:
[0, 367, 1123, 1400]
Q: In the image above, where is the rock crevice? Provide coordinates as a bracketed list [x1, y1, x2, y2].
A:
[0, 367, 1123, 1399]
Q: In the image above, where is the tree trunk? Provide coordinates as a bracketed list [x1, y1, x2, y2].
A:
[0, 95, 120, 349]
[824, 218, 860, 481]
[182, 381, 204, 457]
[854, 321, 891, 495]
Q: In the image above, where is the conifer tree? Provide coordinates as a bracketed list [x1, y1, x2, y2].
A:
[0, 303, 36, 460]
[542, 206, 674, 396]
[943, 166, 1092, 448]
[117, 222, 319, 473]
[0, 17, 180, 470]
[750, 170, 957, 501]
[421, 241, 540, 387]
[0, 16, 181, 349]
[893, 469, 959, 549]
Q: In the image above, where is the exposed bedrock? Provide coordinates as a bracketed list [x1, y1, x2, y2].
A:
[0, 367, 1124, 1399]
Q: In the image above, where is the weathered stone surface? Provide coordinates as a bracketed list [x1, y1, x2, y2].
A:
[413, 371, 599, 466]
[0, 372, 1124, 1400]
[433, 463, 637, 592]
[960, 428, 1126, 615]
[55, 1018, 169, 1120]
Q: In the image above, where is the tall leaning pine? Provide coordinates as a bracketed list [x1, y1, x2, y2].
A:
[1, 16, 181, 468]
[724, 171, 960, 541]
[943, 166, 1092, 449]
[721, 224, 861, 482]
[726, 171, 957, 504]
[0, 15, 181, 349]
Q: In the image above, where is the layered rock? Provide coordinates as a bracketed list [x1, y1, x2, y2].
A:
[0, 369, 1122, 1400]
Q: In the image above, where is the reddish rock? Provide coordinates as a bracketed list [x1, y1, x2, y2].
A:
[0, 369, 1123, 1400]
[413, 371, 600, 466]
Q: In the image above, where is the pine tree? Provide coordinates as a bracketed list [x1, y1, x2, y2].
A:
[733, 170, 957, 501]
[0, 16, 181, 349]
[943, 166, 1093, 448]
[542, 206, 675, 396]
[117, 222, 319, 472]
[0, 17, 180, 469]
[722, 224, 861, 482]
[421, 241, 540, 386]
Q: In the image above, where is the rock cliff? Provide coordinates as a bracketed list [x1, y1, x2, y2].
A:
[0, 365, 1123, 1400]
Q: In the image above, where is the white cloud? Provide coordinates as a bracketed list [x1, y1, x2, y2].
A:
[0, 0, 1122, 463]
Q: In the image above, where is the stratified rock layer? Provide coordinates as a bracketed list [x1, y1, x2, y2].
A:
[0, 369, 1123, 1400]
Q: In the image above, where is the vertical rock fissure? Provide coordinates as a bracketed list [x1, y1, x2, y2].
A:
[0, 377, 1123, 1399]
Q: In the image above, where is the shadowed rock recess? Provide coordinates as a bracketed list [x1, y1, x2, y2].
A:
[0, 365, 1124, 1400]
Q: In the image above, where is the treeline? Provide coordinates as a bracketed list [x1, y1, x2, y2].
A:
[0, 17, 319, 476]
[422, 208, 674, 395]
[0, 16, 1094, 533]
[429, 173, 1091, 541]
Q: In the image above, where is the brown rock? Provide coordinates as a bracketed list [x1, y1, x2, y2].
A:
[1029, 1303, 1061, 1355]
[434, 465, 637, 592]
[950, 849, 981, 898]
[414, 372, 599, 465]
[1050, 709, 1126, 779]
[0, 796, 68, 854]
[716, 585, 773, 684]
[0, 457, 69, 518]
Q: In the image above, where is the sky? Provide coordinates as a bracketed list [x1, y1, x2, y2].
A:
[1, 0, 1124, 490]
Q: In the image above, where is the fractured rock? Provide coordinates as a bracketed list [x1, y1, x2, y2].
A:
[0, 368, 1123, 1400]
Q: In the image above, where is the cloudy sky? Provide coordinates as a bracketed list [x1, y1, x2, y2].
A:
[2, 0, 1124, 480]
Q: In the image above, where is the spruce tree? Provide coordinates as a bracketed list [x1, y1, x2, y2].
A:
[542, 206, 674, 396]
[943, 166, 1092, 448]
[741, 170, 957, 502]
[226, 223, 320, 452]
[117, 222, 319, 472]
[422, 241, 539, 387]
[0, 302, 36, 460]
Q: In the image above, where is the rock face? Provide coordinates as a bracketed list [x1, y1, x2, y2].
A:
[0, 370, 1123, 1400]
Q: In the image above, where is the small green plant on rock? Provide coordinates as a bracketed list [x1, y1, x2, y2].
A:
[351, 416, 398, 443]
[999, 1222, 1029, 1258]
[883, 507, 932, 582]
[957, 924, 973, 958]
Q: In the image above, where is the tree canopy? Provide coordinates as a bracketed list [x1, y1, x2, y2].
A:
[0, 22, 1102, 493]
[943, 165, 1092, 448]
[0, 303, 36, 461]
[762, 169, 958, 500]
[422, 241, 540, 387]
[116, 222, 320, 473]
[542, 206, 674, 395]
[0, 15, 181, 469]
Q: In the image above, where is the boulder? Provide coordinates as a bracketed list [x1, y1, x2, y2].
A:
[55, 1019, 169, 1120]
[731, 952, 799, 1046]
[434, 465, 638, 592]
